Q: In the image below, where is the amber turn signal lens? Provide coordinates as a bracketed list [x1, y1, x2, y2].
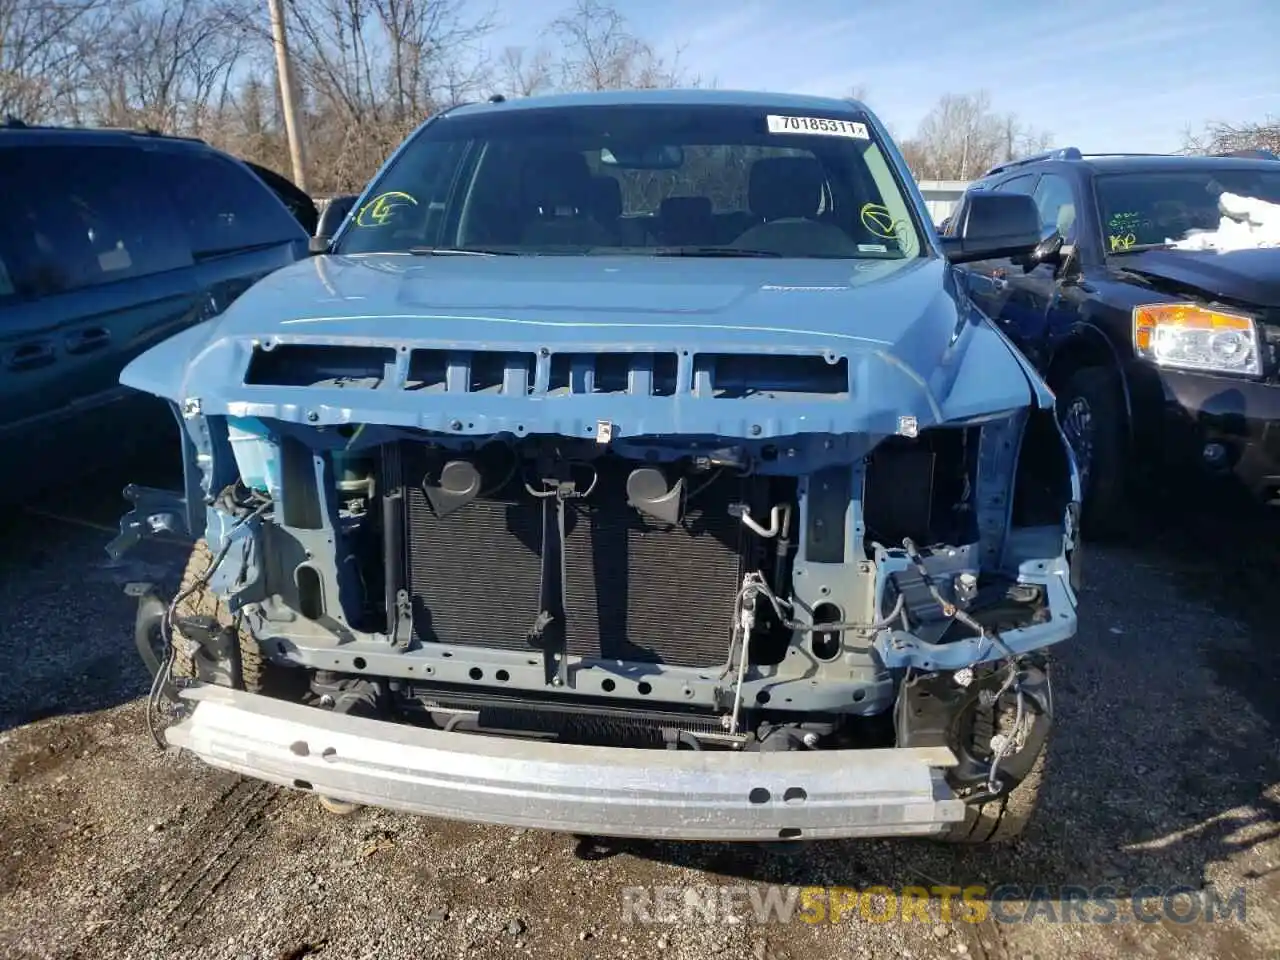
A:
[1131, 303, 1260, 375]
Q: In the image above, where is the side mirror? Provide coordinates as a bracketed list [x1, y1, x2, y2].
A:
[1013, 231, 1065, 272]
[941, 193, 1041, 264]
[1033, 231, 1064, 262]
[310, 194, 359, 254]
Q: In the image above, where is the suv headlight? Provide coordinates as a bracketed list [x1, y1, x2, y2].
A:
[1133, 303, 1262, 376]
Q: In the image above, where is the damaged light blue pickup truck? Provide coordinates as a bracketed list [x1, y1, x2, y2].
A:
[111, 89, 1083, 845]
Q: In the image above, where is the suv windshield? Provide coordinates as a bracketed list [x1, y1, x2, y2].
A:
[1096, 167, 1280, 250]
[334, 103, 922, 260]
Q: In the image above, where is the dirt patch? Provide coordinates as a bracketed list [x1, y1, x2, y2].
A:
[2, 713, 101, 784]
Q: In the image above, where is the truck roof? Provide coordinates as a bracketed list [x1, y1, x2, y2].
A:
[0, 120, 211, 151]
[449, 88, 870, 117]
[981, 146, 1280, 181]
[1080, 154, 1280, 175]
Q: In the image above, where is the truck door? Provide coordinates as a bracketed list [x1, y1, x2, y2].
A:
[1000, 172, 1085, 369]
[960, 173, 1040, 342]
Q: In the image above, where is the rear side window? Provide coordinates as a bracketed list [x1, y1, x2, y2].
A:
[0, 144, 191, 298]
[154, 150, 305, 257]
[997, 173, 1039, 195]
[1031, 173, 1078, 242]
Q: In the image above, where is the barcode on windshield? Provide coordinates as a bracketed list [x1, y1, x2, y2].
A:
[766, 115, 869, 139]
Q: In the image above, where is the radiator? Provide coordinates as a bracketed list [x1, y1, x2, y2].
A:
[397, 444, 755, 668]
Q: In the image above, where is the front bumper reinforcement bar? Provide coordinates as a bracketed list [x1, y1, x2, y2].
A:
[167, 686, 967, 841]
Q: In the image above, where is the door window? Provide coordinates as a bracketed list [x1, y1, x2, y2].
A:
[1031, 173, 1078, 242]
[0, 145, 191, 298]
[153, 149, 305, 257]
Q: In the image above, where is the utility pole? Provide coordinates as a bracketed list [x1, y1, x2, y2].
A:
[268, 0, 309, 193]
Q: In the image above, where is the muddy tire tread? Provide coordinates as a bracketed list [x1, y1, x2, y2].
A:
[171, 539, 276, 694]
[942, 745, 1047, 844]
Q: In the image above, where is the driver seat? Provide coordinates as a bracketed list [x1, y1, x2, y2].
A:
[519, 151, 614, 247]
[730, 157, 857, 256]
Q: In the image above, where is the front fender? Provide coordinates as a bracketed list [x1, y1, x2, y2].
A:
[960, 301, 1056, 412]
[1047, 319, 1138, 447]
[120, 318, 223, 403]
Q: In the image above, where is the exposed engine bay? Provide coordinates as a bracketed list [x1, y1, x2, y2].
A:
[138, 398, 1079, 797]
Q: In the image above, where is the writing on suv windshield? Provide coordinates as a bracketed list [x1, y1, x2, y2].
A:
[1097, 168, 1280, 252]
[335, 104, 921, 260]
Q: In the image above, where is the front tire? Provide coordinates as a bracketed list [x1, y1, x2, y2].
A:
[938, 663, 1053, 844]
[942, 743, 1048, 844]
[317, 796, 363, 816]
[171, 538, 302, 698]
[1057, 365, 1129, 540]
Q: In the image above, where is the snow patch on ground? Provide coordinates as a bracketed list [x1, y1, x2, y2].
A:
[1167, 192, 1280, 252]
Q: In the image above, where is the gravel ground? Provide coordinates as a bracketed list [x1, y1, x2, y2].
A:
[0, 460, 1276, 960]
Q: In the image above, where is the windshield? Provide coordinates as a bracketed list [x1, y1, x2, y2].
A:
[1096, 168, 1280, 252]
[334, 103, 923, 260]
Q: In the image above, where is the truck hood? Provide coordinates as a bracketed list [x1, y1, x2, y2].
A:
[122, 253, 1051, 441]
[1116, 247, 1280, 310]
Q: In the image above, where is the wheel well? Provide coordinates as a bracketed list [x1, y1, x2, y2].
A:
[1045, 335, 1115, 393]
[1045, 333, 1135, 449]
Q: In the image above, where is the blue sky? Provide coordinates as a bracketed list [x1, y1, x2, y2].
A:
[483, 0, 1280, 153]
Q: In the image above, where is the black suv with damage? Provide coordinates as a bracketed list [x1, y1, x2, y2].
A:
[113, 90, 1081, 844]
[951, 147, 1280, 535]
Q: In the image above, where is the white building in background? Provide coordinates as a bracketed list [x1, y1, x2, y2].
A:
[916, 179, 971, 225]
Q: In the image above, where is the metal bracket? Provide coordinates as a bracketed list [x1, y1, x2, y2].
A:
[391, 588, 413, 650]
[106, 484, 192, 561]
[202, 516, 267, 611]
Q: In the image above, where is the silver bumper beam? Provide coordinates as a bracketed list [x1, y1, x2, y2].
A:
[167, 686, 967, 841]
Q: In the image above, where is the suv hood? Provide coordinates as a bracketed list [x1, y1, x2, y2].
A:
[1117, 247, 1280, 310]
[122, 253, 1050, 441]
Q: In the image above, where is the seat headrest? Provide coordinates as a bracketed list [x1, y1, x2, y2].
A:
[522, 150, 594, 213]
[749, 157, 825, 221]
[1056, 203, 1076, 236]
[659, 195, 713, 223]
[588, 175, 623, 220]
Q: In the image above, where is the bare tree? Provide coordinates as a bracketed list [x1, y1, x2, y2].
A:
[546, 0, 688, 91]
[0, 0, 117, 121]
[1183, 116, 1280, 156]
[898, 138, 927, 175]
[1001, 114, 1052, 162]
[282, 0, 492, 121]
[901, 91, 1051, 180]
[86, 0, 254, 134]
[370, 0, 496, 118]
[4, 0, 857, 197]
[498, 45, 554, 98]
[274, 0, 495, 191]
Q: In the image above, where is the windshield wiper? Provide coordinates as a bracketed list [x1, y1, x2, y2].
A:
[407, 246, 519, 256]
[650, 246, 783, 258]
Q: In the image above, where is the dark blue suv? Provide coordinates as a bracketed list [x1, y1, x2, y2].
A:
[0, 123, 310, 500]
[948, 147, 1280, 536]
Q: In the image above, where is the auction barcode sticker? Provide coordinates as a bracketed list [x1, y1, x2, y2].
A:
[766, 115, 869, 139]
